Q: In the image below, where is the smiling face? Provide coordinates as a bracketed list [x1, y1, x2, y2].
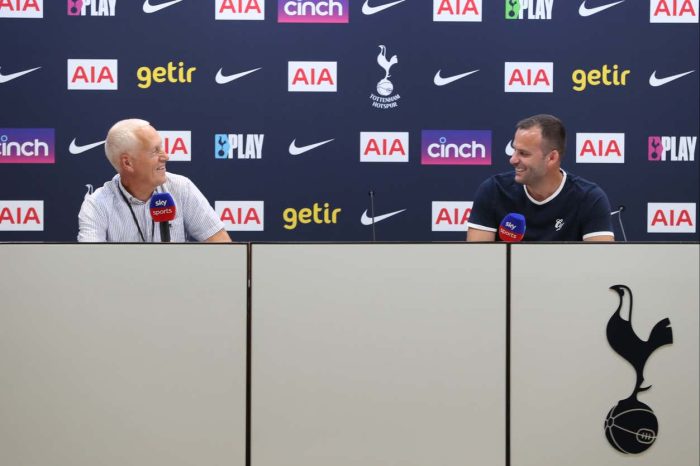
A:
[124, 125, 168, 192]
[510, 126, 555, 187]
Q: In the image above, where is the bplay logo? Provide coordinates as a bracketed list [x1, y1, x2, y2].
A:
[0, 0, 43, 18]
[650, 0, 697, 22]
[0, 129, 54, 164]
[421, 130, 492, 165]
[137, 61, 196, 89]
[216, 201, 264, 231]
[433, 0, 482, 21]
[360, 132, 409, 162]
[370, 45, 401, 109]
[0, 200, 44, 231]
[506, 0, 554, 19]
[159, 131, 191, 162]
[216, 0, 264, 19]
[648, 136, 696, 161]
[647, 202, 696, 233]
[283, 202, 341, 230]
[215, 133, 264, 159]
[572, 64, 630, 91]
[68, 59, 117, 90]
[278, 0, 348, 23]
[288, 61, 337, 92]
[504, 62, 553, 93]
[576, 133, 625, 163]
[67, 0, 116, 16]
[432, 201, 472, 232]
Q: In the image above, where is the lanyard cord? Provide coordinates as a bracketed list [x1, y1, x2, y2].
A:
[117, 187, 154, 242]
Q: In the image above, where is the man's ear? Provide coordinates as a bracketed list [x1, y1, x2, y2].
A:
[118, 153, 132, 172]
[548, 149, 561, 165]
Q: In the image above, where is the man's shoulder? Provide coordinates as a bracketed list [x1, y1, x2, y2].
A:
[164, 172, 195, 190]
[483, 171, 519, 192]
[565, 172, 607, 196]
[85, 176, 119, 204]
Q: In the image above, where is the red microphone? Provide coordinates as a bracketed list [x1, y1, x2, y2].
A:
[498, 213, 526, 242]
[149, 193, 176, 242]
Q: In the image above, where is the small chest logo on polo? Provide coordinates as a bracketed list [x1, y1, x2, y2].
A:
[555, 218, 564, 231]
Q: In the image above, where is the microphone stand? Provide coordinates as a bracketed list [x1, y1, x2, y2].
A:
[368, 190, 376, 242]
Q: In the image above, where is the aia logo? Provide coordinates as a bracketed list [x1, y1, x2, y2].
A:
[433, 0, 482, 21]
[648, 136, 696, 162]
[278, 0, 349, 23]
[360, 132, 408, 162]
[67, 0, 116, 16]
[216, 0, 264, 19]
[67, 59, 118, 90]
[288, 61, 337, 92]
[650, 0, 698, 23]
[0, 0, 43, 18]
[504, 62, 553, 93]
[0, 200, 44, 231]
[215, 133, 264, 159]
[647, 203, 696, 233]
[505, 0, 554, 19]
[216, 201, 264, 231]
[158, 131, 191, 162]
[575, 133, 625, 163]
[432, 201, 472, 232]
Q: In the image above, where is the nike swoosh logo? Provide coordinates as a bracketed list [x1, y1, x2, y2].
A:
[361, 209, 406, 225]
[434, 69, 479, 87]
[362, 0, 406, 15]
[215, 67, 261, 85]
[289, 138, 334, 155]
[0, 66, 41, 84]
[143, 0, 183, 14]
[69, 138, 106, 155]
[505, 140, 515, 156]
[578, 0, 625, 17]
[649, 70, 695, 87]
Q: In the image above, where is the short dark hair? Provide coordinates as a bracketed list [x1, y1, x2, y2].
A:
[516, 114, 566, 158]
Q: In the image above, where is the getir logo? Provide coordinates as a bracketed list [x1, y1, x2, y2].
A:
[433, 0, 482, 21]
[650, 0, 698, 23]
[278, 0, 348, 23]
[216, 0, 264, 19]
[0, 0, 43, 18]
[432, 201, 472, 232]
[0, 129, 54, 164]
[648, 203, 696, 233]
[421, 130, 492, 165]
[67, 0, 116, 16]
[505, 0, 554, 19]
[576, 133, 625, 163]
[0, 201, 43, 231]
[68, 59, 117, 90]
[648, 136, 696, 161]
[360, 132, 409, 162]
[572, 65, 630, 92]
[216, 201, 264, 231]
[215, 133, 264, 159]
[505, 62, 553, 93]
[137, 61, 196, 89]
[283, 203, 341, 230]
[159, 131, 191, 162]
[288, 61, 337, 92]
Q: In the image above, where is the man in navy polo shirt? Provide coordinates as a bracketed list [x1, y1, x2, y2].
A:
[466, 114, 615, 242]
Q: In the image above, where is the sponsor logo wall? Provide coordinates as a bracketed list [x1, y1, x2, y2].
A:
[0, 1, 697, 241]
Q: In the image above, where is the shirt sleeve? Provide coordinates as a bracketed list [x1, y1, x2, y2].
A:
[180, 179, 225, 242]
[467, 177, 499, 232]
[77, 195, 108, 242]
[581, 186, 615, 240]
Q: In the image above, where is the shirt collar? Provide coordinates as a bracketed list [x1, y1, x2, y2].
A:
[524, 169, 567, 205]
[115, 174, 150, 205]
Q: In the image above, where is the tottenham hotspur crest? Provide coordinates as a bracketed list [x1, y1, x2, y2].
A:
[370, 45, 401, 110]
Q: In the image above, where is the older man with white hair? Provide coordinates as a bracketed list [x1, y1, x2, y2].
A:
[78, 118, 230, 242]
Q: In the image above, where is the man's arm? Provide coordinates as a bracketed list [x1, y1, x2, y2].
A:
[77, 195, 108, 242]
[205, 228, 232, 243]
[583, 233, 614, 242]
[467, 228, 496, 242]
[581, 185, 615, 242]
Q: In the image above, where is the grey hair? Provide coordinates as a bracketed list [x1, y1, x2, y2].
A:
[104, 118, 150, 170]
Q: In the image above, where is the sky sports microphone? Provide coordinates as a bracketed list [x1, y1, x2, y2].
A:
[149, 192, 176, 243]
[498, 213, 526, 242]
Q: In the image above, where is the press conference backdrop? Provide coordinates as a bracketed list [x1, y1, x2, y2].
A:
[0, 0, 698, 241]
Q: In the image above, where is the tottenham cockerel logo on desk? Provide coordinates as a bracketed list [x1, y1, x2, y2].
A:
[604, 284, 673, 454]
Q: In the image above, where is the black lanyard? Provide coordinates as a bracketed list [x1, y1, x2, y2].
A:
[118, 186, 154, 242]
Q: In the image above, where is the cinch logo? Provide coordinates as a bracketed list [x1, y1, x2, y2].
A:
[0, 200, 43, 231]
[136, 61, 196, 89]
[432, 201, 472, 232]
[67, 59, 117, 90]
[433, 0, 482, 21]
[288, 61, 337, 92]
[0, 0, 43, 18]
[360, 132, 409, 162]
[214, 133, 264, 159]
[0, 129, 54, 164]
[650, 0, 698, 23]
[576, 133, 625, 163]
[158, 131, 191, 162]
[421, 130, 492, 165]
[647, 202, 696, 233]
[505, 62, 553, 93]
[505, 0, 554, 19]
[648, 136, 697, 161]
[67, 0, 116, 16]
[283, 202, 341, 230]
[572, 65, 630, 92]
[216, 201, 264, 231]
[278, 0, 348, 23]
[216, 0, 264, 19]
